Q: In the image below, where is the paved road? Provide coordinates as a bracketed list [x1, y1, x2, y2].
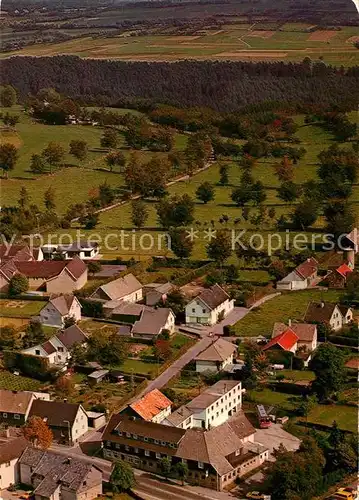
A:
[134, 474, 236, 500]
[141, 335, 213, 395]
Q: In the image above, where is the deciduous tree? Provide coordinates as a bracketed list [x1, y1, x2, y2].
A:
[69, 140, 88, 162]
[42, 142, 65, 173]
[110, 459, 136, 492]
[206, 230, 232, 265]
[196, 181, 215, 204]
[0, 143, 18, 178]
[0, 85, 17, 107]
[23, 415, 53, 449]
[9, 274, 29, 296]
[131, 200, 148, 229]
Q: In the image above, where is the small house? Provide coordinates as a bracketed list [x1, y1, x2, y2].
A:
[28, 400, 88, 445]
[88, 369, 109, 386]
[277, 257, 318, 291]
[326, 263, 353, 288]
[262, 329, 299, 354]
[304, 301, 352, 331]
[195, 338, 237, 373]
[185, 284, 234, 325]
[0, 390, 35, 427]
[39, 294, 82, 328]
[121, 389, 172, 424]
[143, 282, 173, 306]
[272, 321, 318, 352]
[0, 436, 28, 489]
[91, 273, 142, 303]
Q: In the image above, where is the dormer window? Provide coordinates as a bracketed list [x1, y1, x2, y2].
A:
[133, 434, 138, 440]
[235, 450, 240, 456]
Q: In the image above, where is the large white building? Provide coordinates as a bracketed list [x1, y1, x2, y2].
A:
[164, 380, 243, 430]
[185, 284, 234, 326]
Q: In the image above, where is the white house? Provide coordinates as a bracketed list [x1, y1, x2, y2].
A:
[38, 294, 82, 328]
[185, 284, 234, 325]
[304, 301, 353, 331]
[22, 324, 88, 367]
[165, 380, 242, 430]
[277, 258, 318, 291]
[131, 307, 175, 339]
[42, 241, 99, 260]
[91, 273, 142, 303]
[195, 338, 237, 373]
[0, 436, 28, 489]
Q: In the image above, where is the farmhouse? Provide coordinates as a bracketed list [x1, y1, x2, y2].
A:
[121, 389, 172, 423]
[0, 436, 28, 489]
[38, 294, 82, 327]
[102, 410, 268, 491]
[22, 324, 88, 367]
[165, 380, 243, 430]
[194, 338, 237, 373]
[143, 282, 173, 306]
[276, 257, 318, 290]
[0, 256, 87, 294]
[0, 390, 35, 427]
[185, 284, 234, 325]
[28, 400, 88, 445]
[91, 273, 142, 302]
[272, 321, 318, 352]
[326, 263, 353, 288]
[18, 448, 103, 500]
[304, 301, 352, 331]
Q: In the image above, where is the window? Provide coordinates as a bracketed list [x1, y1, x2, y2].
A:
[144, 436, 148, 441]
[35, 350, 40, 355]
[198, 462, 204, 469]
[133, 434, 138, 440]
[126, 432, 131, 438]
[156, 453, 161, 459]
[145, 450, 150, 457]
[192, 308, 195, 313]
[14, 414, 20, 420]
[182, 458, 187, 464]
[115, 444, 120, 449]
[202, 309, 206, 313]
[2, 413, 7, 418]
[125, 445, 130, 451]
[58, 347, 64, 352]
[154, 439, 159, 444]
[235, 450, 240, 456]
[134, 447, 139, 453]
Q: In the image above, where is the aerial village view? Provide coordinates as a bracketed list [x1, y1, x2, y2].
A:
[0, 0, 358, 499]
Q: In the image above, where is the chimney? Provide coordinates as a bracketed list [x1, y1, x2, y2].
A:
[320, 301, 325, 308]
[63, 398, 68, 403]
[288, 319, 292, 327]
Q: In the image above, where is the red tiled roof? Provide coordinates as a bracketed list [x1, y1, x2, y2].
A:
[295, 258, 318, 279]
[336, 263, 353, 278]
[15, 261, 67, 279]
[262, 328, 299, 352]
[129, 389, 172, 421]
[64, 256, 87, 280]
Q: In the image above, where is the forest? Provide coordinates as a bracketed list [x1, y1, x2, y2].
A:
[1, 56, 358, 112]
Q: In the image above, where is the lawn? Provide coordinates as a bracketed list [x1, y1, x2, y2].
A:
[305, 404, 358, 433]
[246, 387, 300, 412]
[0, 370, 42, 391]
[0, 299, 46, 318]
[280, 370, 315, 382]
[234, 289, 343, 337]
[119, 358, 161, 376]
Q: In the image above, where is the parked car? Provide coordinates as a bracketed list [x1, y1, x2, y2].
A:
[246, 492, 266, 500]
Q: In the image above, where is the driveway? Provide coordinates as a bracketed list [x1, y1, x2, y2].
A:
[254, 424, 301, 460]
[212, 307, 249, 335]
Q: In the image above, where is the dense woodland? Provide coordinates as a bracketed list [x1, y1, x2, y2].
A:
[1, 57, 358, 111]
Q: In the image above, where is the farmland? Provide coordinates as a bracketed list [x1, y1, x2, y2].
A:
[2, 24, 359, 66]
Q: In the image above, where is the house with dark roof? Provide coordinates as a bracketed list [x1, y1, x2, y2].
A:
[18, 447, 102, 500]
[195, 338, 237, 373]
[42, 241, 99, 260]
[0, 390, 36, 427]
[102, 411, 268, 491]
[143, 282, 173, 306]
[0, 257, 87, 294]
[0, 436, 28, 489]
[272, 321, 318, 352]
[121, 389, 172, 424]
[28, 400, 88, 445]
[38, 294, 82, 327]
[326, 263, 353, 288]
[22, 324, 88, 367]
[91, 273, 142, 303]
[304, 301, 352, 331]
[185, 284, 234, 325]
[277, 257, 318, 291]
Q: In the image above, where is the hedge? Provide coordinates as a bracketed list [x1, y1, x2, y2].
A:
[3, 350, 54, 380]
[172, 262, 215, 286]
[328, 335, 358, 347]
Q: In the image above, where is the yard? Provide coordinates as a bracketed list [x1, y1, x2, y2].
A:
[0, 299, 46, 318]
[234, 289, 343, 337]
[303, 404, 358, 433]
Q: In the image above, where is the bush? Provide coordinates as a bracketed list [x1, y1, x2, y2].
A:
[3, 350, 53, 380]
[79, 299, 104, 318]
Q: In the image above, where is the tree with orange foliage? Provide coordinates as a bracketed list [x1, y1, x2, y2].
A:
[22, 415, 53, 449]
[153, 339, 172, 362]
[274, 155, 294, 182]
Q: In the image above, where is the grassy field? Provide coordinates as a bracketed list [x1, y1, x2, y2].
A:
[0, 106, 187, 212]
[2, 25, 359, 66]
[234, 289, 343, 337]
[0, 299, 46, 318]
[305, 404, 358, 433]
